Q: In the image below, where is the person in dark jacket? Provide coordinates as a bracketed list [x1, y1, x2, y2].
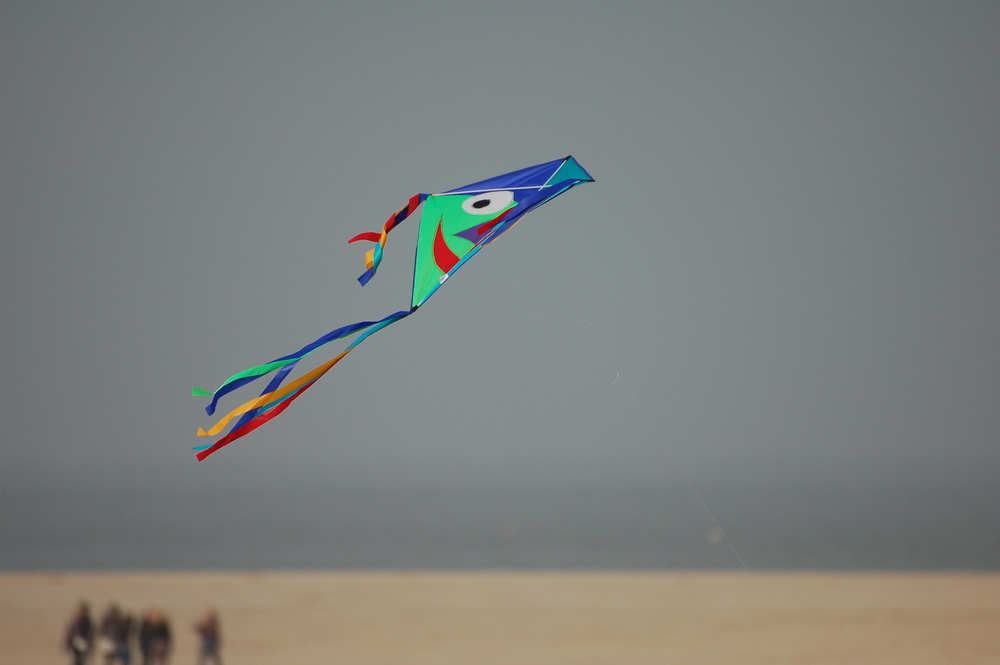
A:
[138, 610, 171, 665]
[64, 601, 94, 665]
[99, 604, 133, 665]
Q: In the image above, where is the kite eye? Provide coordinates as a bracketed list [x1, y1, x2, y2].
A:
[462, 190, 514, 215]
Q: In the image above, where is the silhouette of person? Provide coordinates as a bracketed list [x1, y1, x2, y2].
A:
[99, 603, 133, 665]
[138, 610, 171, 665]
[193, 610, 221, 665]
[65, 601, 94, 665]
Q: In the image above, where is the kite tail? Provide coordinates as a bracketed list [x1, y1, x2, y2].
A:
[193, 309, 413, 461]
[192, 311, 409, 416]
[348, 193, 428, 285]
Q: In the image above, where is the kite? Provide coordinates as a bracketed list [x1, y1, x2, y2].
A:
[192, 156, 594, 460]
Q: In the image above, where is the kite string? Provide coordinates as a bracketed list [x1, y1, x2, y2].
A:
[583, 320, 812, 665]
[435, 303, 811, 665]
[578, 320, 809, 662]
[431, 304, 587, 324]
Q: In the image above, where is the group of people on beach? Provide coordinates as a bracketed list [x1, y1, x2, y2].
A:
[64, 602, 220, 665]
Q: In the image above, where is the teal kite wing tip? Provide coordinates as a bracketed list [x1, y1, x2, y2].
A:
[191, 387, 213, 397]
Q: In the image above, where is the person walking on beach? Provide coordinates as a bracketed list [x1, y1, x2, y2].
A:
[193, 610, 221, 665]
[64, 601, 94, 665]
[99, 603, 133, 665]
[138, 610, 171, 665]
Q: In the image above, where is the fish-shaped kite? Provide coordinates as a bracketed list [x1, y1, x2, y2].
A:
[192, 156, 594, 460]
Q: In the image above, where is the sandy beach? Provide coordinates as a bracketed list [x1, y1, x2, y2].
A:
[2, 571, 998, 664]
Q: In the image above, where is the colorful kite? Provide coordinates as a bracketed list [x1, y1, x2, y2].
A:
[192, 156, 594, 460]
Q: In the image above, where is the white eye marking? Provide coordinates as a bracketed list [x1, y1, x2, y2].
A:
[461, 190, 514, 215]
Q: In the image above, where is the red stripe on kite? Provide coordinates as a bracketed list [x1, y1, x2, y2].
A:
[476, 209, 511, 237]
[195, 382, 316, 461]
[406, 193, 422, 214]
[433, 219, 460, 274]
[348, 232, 382, 244]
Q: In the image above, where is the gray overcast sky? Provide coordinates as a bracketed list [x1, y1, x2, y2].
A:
[2, 2, 998, 494]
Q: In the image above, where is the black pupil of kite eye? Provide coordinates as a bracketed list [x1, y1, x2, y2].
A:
[472, 199, 491, 209]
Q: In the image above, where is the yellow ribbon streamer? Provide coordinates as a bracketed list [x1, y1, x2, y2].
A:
[197, 348, 352, 436]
